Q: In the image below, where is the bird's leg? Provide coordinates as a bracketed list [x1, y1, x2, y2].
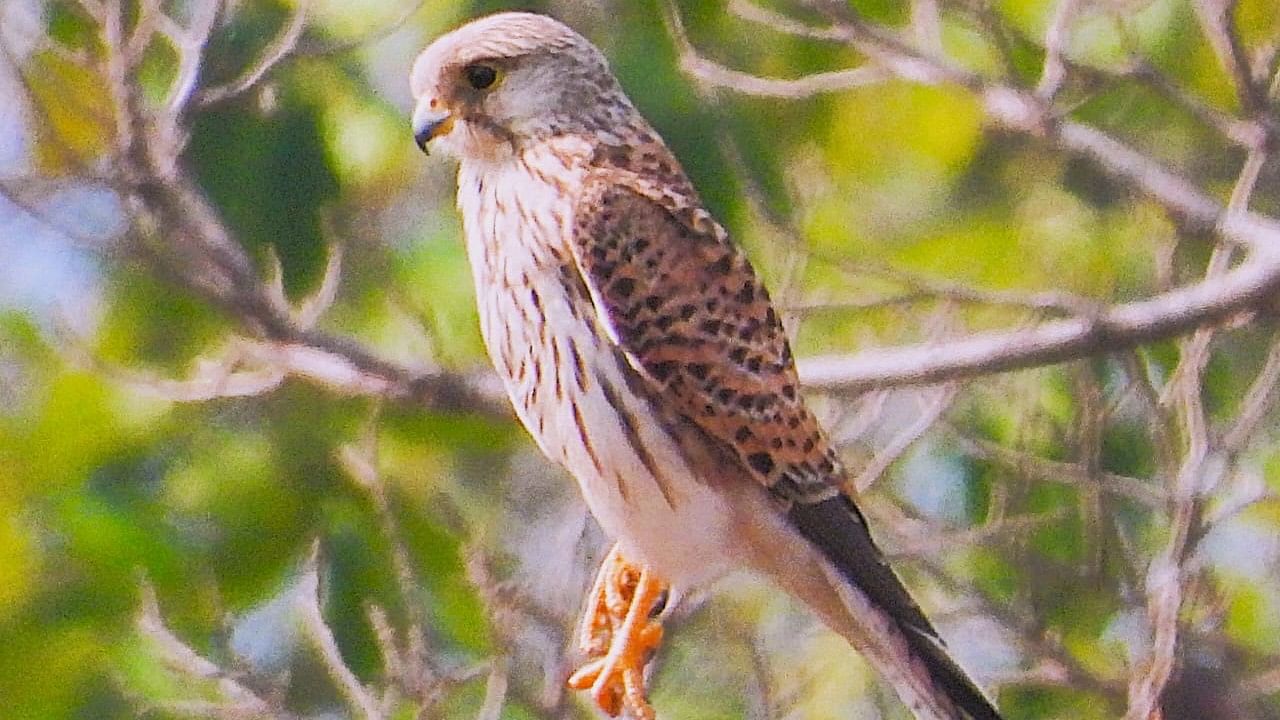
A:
[568, 545, 667, 719]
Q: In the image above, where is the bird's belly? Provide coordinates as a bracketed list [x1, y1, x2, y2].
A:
[556, 375, 735, 588]
[479, 283, 735, 588]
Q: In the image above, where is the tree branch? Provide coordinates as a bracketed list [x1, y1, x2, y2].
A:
[798, 248, 1278, 392]
[197, 0, 309, 107]
[297, 545, 384, 720]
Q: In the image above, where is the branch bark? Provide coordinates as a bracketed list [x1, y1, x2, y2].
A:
[799, 248, 1277, 392]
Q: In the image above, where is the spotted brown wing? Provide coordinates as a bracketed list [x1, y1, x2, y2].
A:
[569, 171, 840, 503]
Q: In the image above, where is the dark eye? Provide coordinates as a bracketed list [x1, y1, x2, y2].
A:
[464, 64, 498, 90]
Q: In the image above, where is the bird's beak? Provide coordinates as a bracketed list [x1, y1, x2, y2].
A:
[412, 100, 454, 154]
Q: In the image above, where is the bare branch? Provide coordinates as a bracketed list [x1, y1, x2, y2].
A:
[296, 544, 384, 720]
[878, 506, 1129, 699]
[365, 604, 406, 695]
[1222, 333, 1280, 453]
[949, 0, 1024, 80]
[296, 0, 429, 56]
[680, 56, 889, 99]
[950, 430, 1165, 507]
[663, 0, 887, 98]
[665, 1, 1280, 398]
[1121, 59, 1267, 149]
[727, 0, 849, 42]
[687, 1, 1280, 243]
[163, 0, 225, 116]
[133, 581, 275, 716]
[1036, 0, 1081, 100]
[1237, 665, 1280, 702]
[810, 251, 1099, 316]
[113, 162, 509, 416]
[1227, 140, 1269, 214]
[1124, 396, 1216, 719]
[337, 438, 440, 699]
[476, 657, 510, 720]
[883, 506, 1070, 561]
[1192, 0, 1264, 115]
[797, 247, 1278, 392]
[73, 0, 106, 23]
[71, 340, 285, 401]
[295, 244, 344, 329]
[0, 178, 118, 246]
[852, 384, 959, 492]
[197, 0, 308, 107]
[910, 0, 943, 57]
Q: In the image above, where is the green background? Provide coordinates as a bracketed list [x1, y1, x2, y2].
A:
[2, 0, 1280, 717]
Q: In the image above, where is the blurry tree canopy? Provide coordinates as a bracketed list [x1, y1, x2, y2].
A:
[2, 0, 1280, 718]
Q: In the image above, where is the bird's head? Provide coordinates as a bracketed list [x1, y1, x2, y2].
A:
[410, 13, 632, 161]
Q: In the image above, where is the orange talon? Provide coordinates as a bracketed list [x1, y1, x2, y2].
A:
[568, 545, 667, 719]
[576, 546, 621, 658]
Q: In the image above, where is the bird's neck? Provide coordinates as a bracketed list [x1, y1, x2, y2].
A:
[456, 135, 594, 289]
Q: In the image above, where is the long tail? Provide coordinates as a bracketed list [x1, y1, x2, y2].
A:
[784, 494, 1003, 720]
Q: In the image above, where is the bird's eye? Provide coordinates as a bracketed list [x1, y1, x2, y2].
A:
[464, 64, 499, 90]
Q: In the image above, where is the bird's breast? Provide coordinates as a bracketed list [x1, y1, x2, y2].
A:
[456, 159, 736, 587]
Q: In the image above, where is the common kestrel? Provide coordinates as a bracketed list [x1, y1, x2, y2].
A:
[411, 12, 1002, 720]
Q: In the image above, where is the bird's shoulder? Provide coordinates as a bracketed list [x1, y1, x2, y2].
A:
[566, 150, 844, 503]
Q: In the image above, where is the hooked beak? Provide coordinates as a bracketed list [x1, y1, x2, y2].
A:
[412, 100, 454, 154]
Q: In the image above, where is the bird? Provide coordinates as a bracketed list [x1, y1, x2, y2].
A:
[410, 12, 1002, 720]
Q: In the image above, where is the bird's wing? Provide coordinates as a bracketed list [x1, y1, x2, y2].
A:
[568, 167, 838, 503]
[568, 166, 1002, 720]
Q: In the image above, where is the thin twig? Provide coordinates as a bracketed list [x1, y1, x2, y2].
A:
[1036, 0, 1081, 100]
[1123, 374, 1216, 719]
[910, 0, 943, 57]
[727, 0, 849, 42]
[712, 0, 1278, 236]
[1222, 333, 1280, 453]
[337, 437, 439, 697]
[164, 0, 224, 116]
[68, 339, 285, 402]
[296, 545, 384, 720]
[476, 657, 510, 720]
[665, 0, 887, 99]
[133, 581, 275, 715]
[797, 247, 1278, 392]
[680, 56, 888, 99]
[197, 0, 308, 107]
[810, 250, 1098, 316]
[950, 430, 1165, 507]
[1122, 59, 1267, 149]
[1192, 0, 1264, 115]
[852, 384, 959, 492]
[876, 501, 1070, 560]
[1237, 665, 1280, 702]
[296, 0, 429, 56]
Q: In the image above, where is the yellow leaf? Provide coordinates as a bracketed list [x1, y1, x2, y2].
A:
[25, 50, 114, 174]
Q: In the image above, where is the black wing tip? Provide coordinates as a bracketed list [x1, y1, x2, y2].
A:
[789, 495, 1004, 720]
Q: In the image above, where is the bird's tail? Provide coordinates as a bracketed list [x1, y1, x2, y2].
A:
[788, 491, 998, 717]
[769, 494, 1003, 720]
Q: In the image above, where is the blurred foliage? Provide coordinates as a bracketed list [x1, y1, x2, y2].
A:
[4, 0, 1280, 719]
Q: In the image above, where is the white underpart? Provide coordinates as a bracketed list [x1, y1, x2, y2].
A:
[455, 141, 735, 588]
